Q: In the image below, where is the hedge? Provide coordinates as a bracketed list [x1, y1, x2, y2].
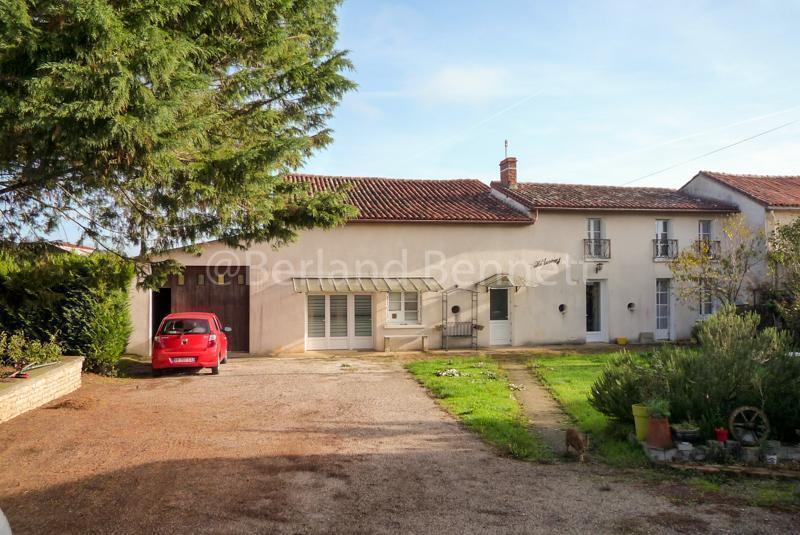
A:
[0, 249, 134, 375]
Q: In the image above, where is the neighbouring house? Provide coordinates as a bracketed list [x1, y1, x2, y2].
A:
[49, 241, 96, 255]
[680, 171, 800, 292]
[4, 240, 96, 256]
[681, 171, 800, 233]
[127, 158, 743, 356]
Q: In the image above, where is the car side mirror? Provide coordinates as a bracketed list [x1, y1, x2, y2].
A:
[223, 326, 233, 333]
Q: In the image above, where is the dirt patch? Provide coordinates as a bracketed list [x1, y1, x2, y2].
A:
[648, 511, 711, 533]
[614, 512, 710, 535]
[0, 355, 796, 534]
[45, 398, 95, 410]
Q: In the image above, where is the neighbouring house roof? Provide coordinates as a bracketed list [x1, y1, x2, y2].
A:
[694, 171, 800, 208]
[3, 240, 96, 256]
[50, 241, 95, 255]
[291, 277, 444, 293]
[491, 181, 737, 212]
[287, 174, 532, 224]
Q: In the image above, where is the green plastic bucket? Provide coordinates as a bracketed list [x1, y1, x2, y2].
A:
[632, 404, 649, 442]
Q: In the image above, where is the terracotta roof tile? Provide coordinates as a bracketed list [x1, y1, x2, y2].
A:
[697, 171, 800, 207]
[491, 181, 737, 212]
[287, 174, 532, 223]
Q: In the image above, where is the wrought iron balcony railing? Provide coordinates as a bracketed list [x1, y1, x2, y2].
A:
[694, 239, 721, 259]
[584, 239, 611, 260]
[653, 239, 678, 260]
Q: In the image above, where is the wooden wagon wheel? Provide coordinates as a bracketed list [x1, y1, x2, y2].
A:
[728, 406, 770, 446]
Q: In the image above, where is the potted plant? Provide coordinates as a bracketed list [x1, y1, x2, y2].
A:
[671, 421, 701, 443]
[631, 403, 649, 442]
[646, 399, 673, 449]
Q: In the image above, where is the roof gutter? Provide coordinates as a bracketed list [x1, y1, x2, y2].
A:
[346, 218, 532, 225]
[518, 206, 738, 213]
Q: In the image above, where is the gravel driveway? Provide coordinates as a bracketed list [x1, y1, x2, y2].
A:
[0, 355, 795, 534]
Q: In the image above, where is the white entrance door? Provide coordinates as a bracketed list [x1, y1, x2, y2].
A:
[655, 279, 671, 340]
[586, 280, 606, 342]
[306, 294, 373, 350]
[489, 288, 512, 346]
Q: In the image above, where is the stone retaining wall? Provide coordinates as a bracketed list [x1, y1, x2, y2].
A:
[0, 356, 84, 424]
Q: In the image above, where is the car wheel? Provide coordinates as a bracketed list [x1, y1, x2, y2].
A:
[211, 355, 220, 375]
[152, 368, 162, 378]
[221, 352, 228, 364]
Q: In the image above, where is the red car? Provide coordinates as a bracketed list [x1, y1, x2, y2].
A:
[152, 312, 231, 376]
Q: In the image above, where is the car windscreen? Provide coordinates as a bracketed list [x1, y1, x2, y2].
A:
[159, 319, 211, 335]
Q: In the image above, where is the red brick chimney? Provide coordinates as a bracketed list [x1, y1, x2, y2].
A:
[499, 157, 517, 189]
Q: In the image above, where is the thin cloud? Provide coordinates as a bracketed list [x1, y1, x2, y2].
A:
[424, 65, 514, 102]
[358, 65, 530, 102]
[409, 90, 544, 161]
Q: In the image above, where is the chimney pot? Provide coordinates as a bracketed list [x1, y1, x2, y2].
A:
[500, 157, 517, 188]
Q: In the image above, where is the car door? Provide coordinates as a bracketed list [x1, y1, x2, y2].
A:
[213, 315, 228, 357]
[221, 318, 228, 357]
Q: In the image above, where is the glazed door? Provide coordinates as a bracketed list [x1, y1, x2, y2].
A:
[586, 280, 605, 342]
[656, 279, 671, 340]
[489, 288, 512, 346]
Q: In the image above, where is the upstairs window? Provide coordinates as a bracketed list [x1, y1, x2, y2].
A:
[698, 220, 712, 241]
[585, 218, 609, 258]
[587, 218, 602, 240]
[655, 219, 670, 241]
[654, 219, 675, 259]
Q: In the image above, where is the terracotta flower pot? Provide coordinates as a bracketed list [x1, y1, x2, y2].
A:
[646, 416, 673, 449]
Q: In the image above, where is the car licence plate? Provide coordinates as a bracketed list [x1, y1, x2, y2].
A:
[171, 357, 196, 363]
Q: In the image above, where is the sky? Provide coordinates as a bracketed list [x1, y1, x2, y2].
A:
[302, 0, 800, 188]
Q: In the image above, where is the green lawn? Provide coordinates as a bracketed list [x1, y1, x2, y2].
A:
[407, 356, 552, 462]
[528, 352, 647, 467]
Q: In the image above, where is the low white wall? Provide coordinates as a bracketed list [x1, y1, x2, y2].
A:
[0, 356, 84, 424]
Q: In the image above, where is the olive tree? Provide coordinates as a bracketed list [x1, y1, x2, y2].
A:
[769, 217, 800, 338]
[670, 214, 766, 307]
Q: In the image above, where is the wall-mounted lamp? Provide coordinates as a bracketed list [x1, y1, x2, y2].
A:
[595, 263, 604, 274]
[627, 302, 636, 313]
[558, 304, 567, 315]
[451, 305, 460, 314]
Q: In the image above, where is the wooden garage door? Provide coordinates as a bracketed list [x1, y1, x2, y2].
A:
[167, 266, 250, 352]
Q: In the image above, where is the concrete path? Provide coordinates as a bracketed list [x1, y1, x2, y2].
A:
[501, 361, 572, 456]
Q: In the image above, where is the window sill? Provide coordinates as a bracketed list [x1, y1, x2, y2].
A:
[384, 323, 424, 329]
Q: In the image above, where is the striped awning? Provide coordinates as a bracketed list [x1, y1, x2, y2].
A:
[475, 273, 529, 289]
[292, 277, 443, 293]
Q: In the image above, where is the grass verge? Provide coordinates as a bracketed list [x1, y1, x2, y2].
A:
[529, 353, 646, 467]
[407, 356, 552, 462]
